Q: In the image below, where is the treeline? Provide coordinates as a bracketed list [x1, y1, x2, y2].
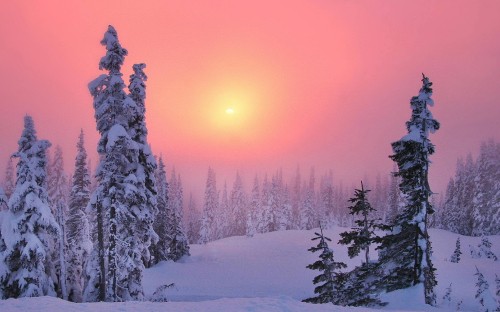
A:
[184, 166, 403, 244]
[435, 139, 500, 236]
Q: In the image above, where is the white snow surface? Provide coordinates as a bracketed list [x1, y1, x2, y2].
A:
[1, 228, 499, 311]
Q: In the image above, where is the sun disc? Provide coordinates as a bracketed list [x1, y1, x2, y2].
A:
[225, 107, 235, 115]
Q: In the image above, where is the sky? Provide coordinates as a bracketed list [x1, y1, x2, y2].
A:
[0, 1, 499, 201]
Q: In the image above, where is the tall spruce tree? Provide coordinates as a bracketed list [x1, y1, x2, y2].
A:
[303, 225, 347, 305]
[378, 74, 439, 305]
[47, 145, 69, 299]
[84, 25, 157, 302]
[0, 116, 59, 298]
[66, 130, 92, 302]
[167, 171, 189, 261]
[150, 156, 169, 265]
[199, 167, 218, 244]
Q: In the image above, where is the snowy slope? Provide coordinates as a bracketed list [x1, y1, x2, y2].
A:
[1, 228, 499, 311]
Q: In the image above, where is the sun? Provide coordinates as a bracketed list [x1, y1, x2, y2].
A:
[225, 107, 235, 115]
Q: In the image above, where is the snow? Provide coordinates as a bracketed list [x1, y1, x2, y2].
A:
[1, 228, 499, 311]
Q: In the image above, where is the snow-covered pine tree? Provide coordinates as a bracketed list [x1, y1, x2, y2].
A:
[300, 168, 317, 230]
[199, 167, 218, 244]
[450, 237, 462, 263]
[65, 130, 92, 302]
[303, 225, 347, 305]
[3, 158, 15, 200]
[475, 267, 496, 311]
[318, 172, 335, 227]
[217, 181, 230, 239]
[46, 145, 69, 300]
[84, 25, 157, 302]
[230, 172, 247, 236]
[167, 171, 189, 261]
[0, 115, 59, 298]
[338, 181, 385, 307]
[245, 175, 260, 237]
[258, 174, 273, 233]
[442, 283, 452, 306]
[290, 166, 302, 230]
[185, 193, 201, 244]
[127, 63, 158, 267]
[150, 156, 169, 265]
[339, 181, 379, 264]
[378, 74, 439, 305]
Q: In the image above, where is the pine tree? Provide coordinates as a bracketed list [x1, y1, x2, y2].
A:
[65, 130, 92, 302]
[3, 158, 15, 200]
[185, 193, 201, 244]
[339, 181, 379, 265]
[245, 176, 260, 237]
[300, 168, 317, 230]
[303, 225, 347, 305]
[46, 145, 69, 300]
[442, 283, 452, 306]
[338, 182, 385, 307]
[167, 171, 189, 261]
[230, 172, 247, 236]
[150, 156, 169, 265]
[450, 237, 462, 263]
[0, 115, 59, 298]
[217, 181, 230, 239]
[378, 74, 439, 305]
[475, 267, 495, 311]
[199, 167, 218, 244]
[84, 25, 157, 302]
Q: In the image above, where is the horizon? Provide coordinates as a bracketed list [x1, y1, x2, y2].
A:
[1, 1, 499, 201]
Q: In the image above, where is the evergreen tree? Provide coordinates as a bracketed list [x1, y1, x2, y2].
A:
[84, 25, 157, 302]
[230, 172, 247, 236]
[150, 156, 169, 265]
[0, 115, 59, 298]
[378, 74, 439, 305]
[475, 267, 496, 311]
[245, 176, 260, 237]
[65, 130, 92, 302]
[167, 171, 189, 261]
[338, 182, 385, 307]
[217, 181, 230, 239]
[199, 167, 218, 244]
[303, 225, 347, 305]
[127, 62, 159, 266]
[300, 168, 317, 230]
[339, 181, 379, 264]
[450, 237, 462, 263]
[442, 283, 452, 306]
[46, 145, 69, 300]
[290, 166, 302, 230]
[3, 158, 15, 200]
[185, 193, 201, 244]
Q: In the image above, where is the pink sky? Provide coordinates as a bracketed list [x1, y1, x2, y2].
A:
[0, 1, 499, 198]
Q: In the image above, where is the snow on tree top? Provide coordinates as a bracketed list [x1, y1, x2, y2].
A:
[106, 124, 129, 150]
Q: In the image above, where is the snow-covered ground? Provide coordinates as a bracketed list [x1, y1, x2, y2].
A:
[1, 228, 499, 311]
